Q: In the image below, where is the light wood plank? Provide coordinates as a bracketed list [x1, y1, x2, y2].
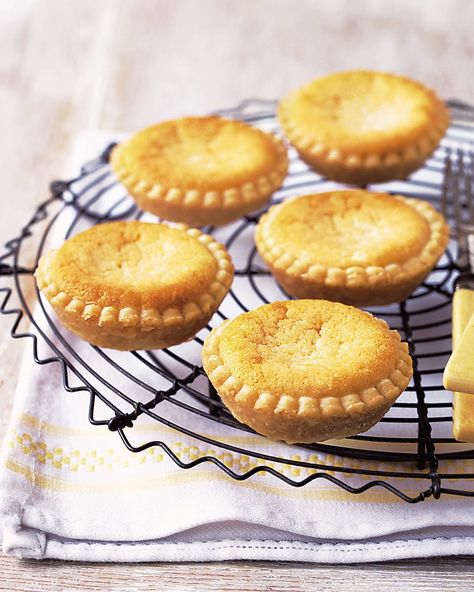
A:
[2, 556, 474, 592]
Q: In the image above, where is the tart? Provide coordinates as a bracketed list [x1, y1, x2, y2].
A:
[278, 70, 450, 185]
[256, 190, 449, 306]
[202, 300, 413, 443]
[110, 116, 288, 226]
[35, 221, 234, 351]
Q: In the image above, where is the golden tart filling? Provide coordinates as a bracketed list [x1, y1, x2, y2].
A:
[36, 221, 234, 351]
[278, 70, 449, 184]
[202, 300, 413, 443]
[255, 190, 449, 306]
[111, 116, 288, 226]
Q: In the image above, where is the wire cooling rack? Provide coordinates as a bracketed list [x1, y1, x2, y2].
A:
[1, 99, 474, 504]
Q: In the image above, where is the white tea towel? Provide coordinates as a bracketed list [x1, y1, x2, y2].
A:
[1, 129, 474, 563]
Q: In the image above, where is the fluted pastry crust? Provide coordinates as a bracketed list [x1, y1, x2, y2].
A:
[202, 300, 413, 443]
[110, 116, 289, 226]
[278, 70, 450, 185]
[36, 221, 234, 350]
[255, 190, 449, 306]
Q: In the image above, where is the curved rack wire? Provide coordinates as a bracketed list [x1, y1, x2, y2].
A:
[1, 98, 474, 503]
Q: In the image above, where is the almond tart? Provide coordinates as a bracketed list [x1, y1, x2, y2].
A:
[202, 300, 413, 443]
[35, 221, 234, 351]
[278, 70, 450, 185]
[110, 116, 288, 226]
[255, 190, 449, 306]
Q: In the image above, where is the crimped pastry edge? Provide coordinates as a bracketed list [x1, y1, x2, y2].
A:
[277, 78, 450, 176]
[202, 317, 413, 425]
[110, 131, 289, 213]
[35, 223, 234, 332]
[255, 194, 450, 292]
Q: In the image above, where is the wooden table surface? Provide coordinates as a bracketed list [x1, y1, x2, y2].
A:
[1, 1, 473, 589]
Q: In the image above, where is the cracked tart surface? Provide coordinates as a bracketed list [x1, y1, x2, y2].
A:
[278, 70, 449, 184]
[255, 190, 449, 306]
[202, 300, 413, 443]
[110, 116, 288, 226]
[35, 221, 234, 350]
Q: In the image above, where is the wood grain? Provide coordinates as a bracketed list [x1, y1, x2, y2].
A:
[0, 0, 473, 589]
[2, 556, 474, 592]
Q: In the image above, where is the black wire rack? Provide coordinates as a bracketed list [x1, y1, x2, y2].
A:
[2, 98, 474, 504]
